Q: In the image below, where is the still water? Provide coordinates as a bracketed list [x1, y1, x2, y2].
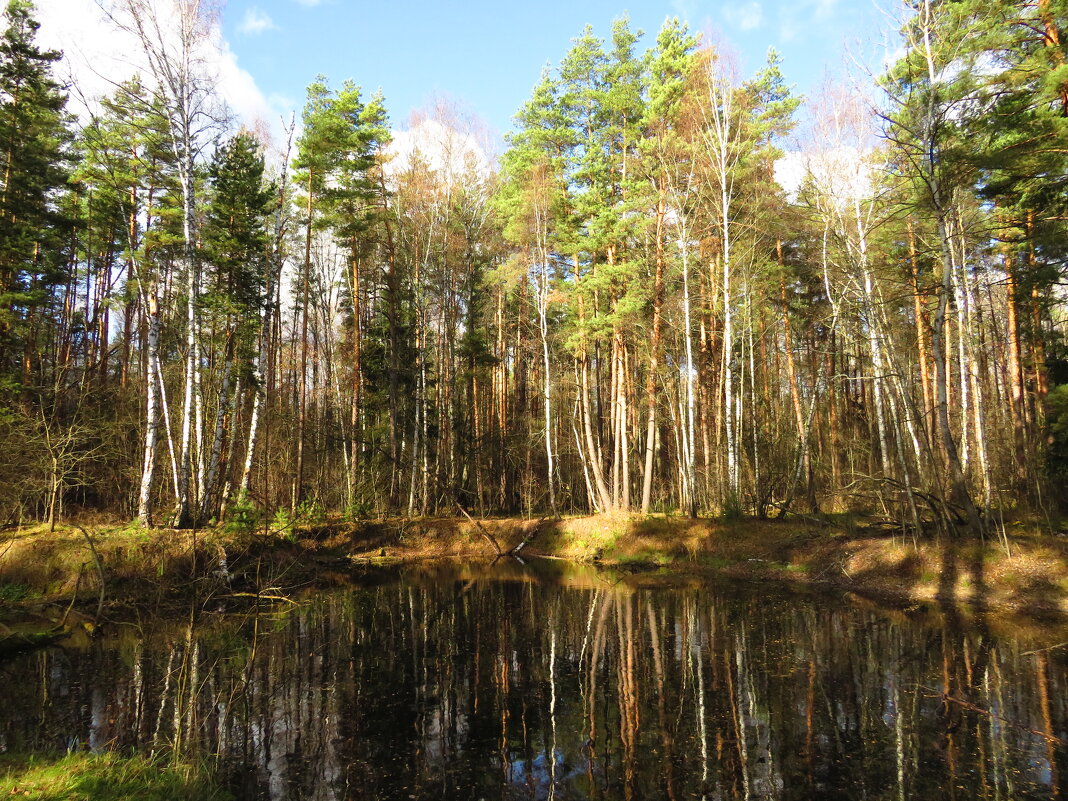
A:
[2, 560, 1066, 800]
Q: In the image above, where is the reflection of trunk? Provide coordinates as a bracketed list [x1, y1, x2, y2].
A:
[1036, 651, 1061, 798]
[615, 597, 638, 796]
[691, 602, 710, 791]
[548, 623, 558, 800]
[584, 592, 611, 760]
[646, 599, 677, 801]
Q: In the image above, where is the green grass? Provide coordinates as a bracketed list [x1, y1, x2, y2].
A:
[0, 582, 33, 602]
[609, 549, 674, 567]
[0, 751, 231, 800]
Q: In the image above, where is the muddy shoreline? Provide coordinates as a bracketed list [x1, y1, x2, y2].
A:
[2, 514, 1067, 651]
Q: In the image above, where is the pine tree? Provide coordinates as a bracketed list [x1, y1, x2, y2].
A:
[197, 132, 274, 521]
[0, 0, 72, 401]
[637, 18, 697, 513]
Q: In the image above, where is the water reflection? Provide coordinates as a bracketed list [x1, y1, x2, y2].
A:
[2, 561, 1065, 800]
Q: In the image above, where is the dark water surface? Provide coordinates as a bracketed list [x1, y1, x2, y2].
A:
[2, 560, 1067, 800]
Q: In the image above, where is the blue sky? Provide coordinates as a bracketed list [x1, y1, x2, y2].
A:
[222, 0, 896, 143]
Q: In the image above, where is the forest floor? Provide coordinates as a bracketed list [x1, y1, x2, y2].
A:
[2, 512, 1068, 652]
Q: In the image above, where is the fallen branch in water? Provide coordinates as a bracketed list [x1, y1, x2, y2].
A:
[74, 525, 105, 623]
[1021, 642, 1068, 656]
[58, 565, 82, 629]
[228, 592, 301, 605]
[920, 685, 1066, 746]
[453, 501, 502, 556]
[509, 514, 550, 556]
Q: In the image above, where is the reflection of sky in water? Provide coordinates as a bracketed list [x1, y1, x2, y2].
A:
[0, 562, 1065, 801]
[506, 750, 576, 800]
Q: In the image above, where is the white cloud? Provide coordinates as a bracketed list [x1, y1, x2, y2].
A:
[724, 1, 763, 31]
[35, 0, 131, 113]
[775, 146, 876, 205]
[774, 151, 806, 198]
[777, 20, 799, 42]
[882, 44, 907, 71]
[387, 118, 491, 181]
[811, 0, 839, 20]
[671, 0, 698, 22]
[35, 0, 288, 144]
[239, 7, 277, 35]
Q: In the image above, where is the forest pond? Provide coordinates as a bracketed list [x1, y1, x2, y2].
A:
[2, 560, 1066, 800]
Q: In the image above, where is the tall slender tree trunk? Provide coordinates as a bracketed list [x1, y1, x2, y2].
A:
[535, 248, 557, 516]
[908, 222, 935, 447]
[682, 239, 698, 517]
[641, 188, 666, 514]
[919, 0, 982, 534]
[200, 334, 234, 522]
[778, 243, 812, 511]
[174, 165, 198, 528]
[933, 213, 982, 533]
[293, 173, 313, 513]
[138, 294, 161, 526]
[350, 250, 362, 492]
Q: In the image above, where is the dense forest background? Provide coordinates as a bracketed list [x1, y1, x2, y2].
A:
[1, 0, 1066, 535]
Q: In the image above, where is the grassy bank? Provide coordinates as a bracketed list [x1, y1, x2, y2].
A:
[2, 514, 1067, 634]
[335, 513, 1068, 619]
[0, 751, 230, 800]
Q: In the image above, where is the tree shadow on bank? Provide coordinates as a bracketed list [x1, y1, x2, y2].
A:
[111, 511, 1068, 623]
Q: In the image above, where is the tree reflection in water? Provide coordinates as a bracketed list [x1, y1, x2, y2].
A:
[1, 561, 1065, 800]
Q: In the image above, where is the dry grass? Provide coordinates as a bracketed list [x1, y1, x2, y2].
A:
[3, 514, 1068, 627]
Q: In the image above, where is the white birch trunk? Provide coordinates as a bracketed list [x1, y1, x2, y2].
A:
[681, 237, 698, 516]
[137, 294, 161, 525]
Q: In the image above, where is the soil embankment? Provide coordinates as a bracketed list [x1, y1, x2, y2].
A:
[2, 514, 1067, 648]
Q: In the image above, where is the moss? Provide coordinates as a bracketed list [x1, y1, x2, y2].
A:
[0, 751, 231, 800]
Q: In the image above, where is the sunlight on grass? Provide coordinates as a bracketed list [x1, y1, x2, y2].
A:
[0, 751, 230, 801]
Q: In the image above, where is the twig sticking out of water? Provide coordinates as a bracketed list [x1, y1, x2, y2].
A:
[453, 501, 503, 557]
[73, 525, 105, 624]
[920, 685, 1066, 746]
